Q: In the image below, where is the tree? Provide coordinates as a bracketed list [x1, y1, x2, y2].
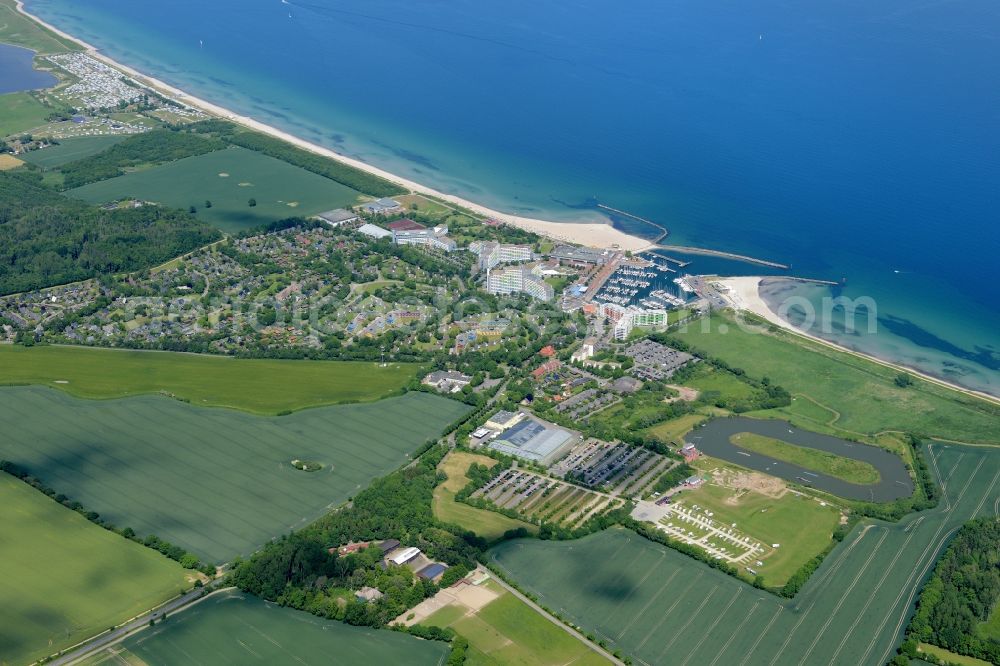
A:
[248, 198, 257, 207]
[894, 373, 914, 388]
[189, 205, 197, 214]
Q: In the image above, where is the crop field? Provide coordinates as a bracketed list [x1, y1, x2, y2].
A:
[434, 451, 535, 541]
[20, 135, 128, 167]
[0, 345, 422, 414]
[80, 590, 448, 665]
[423, 579, 608, 665]
[67, 146, 364, 232]
[489, 443, 1000, 666]
[0, 91, 50, 136]
[0, 473, 189, 666]
[671, 313, 1000, 445]
[0, 386, 470, 562]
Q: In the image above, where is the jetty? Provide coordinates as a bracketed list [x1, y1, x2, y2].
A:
[654, 244, 789, 269]
[596, 204, 668, 243]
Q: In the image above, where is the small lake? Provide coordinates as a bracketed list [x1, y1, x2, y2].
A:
[687, 417, 913, 502]
[0, 43, 57, 94]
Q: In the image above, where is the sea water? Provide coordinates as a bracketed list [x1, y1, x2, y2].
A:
[23, 0, 1000, 395]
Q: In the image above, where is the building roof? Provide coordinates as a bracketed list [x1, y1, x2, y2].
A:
[539, 345, 556, 358]
[389, 546, 421, 565]
[487, 410, 521, 428]
[355, 586, 384, 602]
[417, 563, 447, 581]
[357, 223, 392, 239]
[387, 218, 426, 231]
[424, 370, 471, 385]
[489, 418, 573, 464]
[316, 208, 358, 225]
[378, 538, 400, 553]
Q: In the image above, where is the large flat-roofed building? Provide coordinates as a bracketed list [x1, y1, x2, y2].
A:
[486, 265, 554, 301]
[485, 410, 525, 431]
[549, 245, 614, 266]
[488, 418, 574, 466]
[470, 241, 534, 271]
[362, 197, 403, 215]
[392, 221, 457, 252]
[389, 546, 422, 566]
[316, 208, 359, 227]
[357, 223, 393, 240]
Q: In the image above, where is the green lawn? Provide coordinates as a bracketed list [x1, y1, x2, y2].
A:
[0, 345, 421, 414]
[20, 135, 128, 168]
[645, 412, 710, 443]
[0, 385, 470, 562]
[679, 476, 841, 586]
[0, 91, 50, 136]
[425, 580, 608, 666]
[0, 472, 189, 666]
[917, 643, 993, 666]
[679, 363, 757, 400]
[67, 146, 364, 233]
[978, 601, 1000, 641]
[730, 431, 881, 485]
[79, 590, 448, 665]
[434, 451, 536, 542]
[0, 0, 80, 54]
[672, 313, 1000, 445]
[488, 443, 1000, 666]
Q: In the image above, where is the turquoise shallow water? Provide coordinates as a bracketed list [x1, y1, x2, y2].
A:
[23, 0, 1000, 395]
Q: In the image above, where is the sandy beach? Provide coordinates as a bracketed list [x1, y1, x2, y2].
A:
[716, 277, 1000, 406]
[15, 1, 651, 254]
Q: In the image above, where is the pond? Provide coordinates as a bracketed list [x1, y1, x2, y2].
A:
[687, 416, 913, 502]
[0, 43, 57, 94]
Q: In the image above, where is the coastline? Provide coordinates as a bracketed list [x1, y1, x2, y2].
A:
[717, 276, 1000, 406]
[13, 0, 651, 254]
[11, 2, 996, 405]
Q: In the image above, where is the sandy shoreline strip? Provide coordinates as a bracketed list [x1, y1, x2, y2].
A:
[717, 277, 1000, 406]
[14, 1, 651, 253]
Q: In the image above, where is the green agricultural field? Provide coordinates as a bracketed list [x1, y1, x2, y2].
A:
[489, 442, 1000, 666]
[0, 0, 79, 53]
[0, 345, 421, 414]
[677, 476, 841, 586]
[671, 313, 1000, 445]
[0, 472, 189, 666]
[0, 91, 50, 136]
[80, 590, 448, 665]
[19, 135, 128, 167]
[67, 146, 364, 232]
[424, 580, 608, 665]
[434, 451, 535, 541]
[0, 386, 470, 563]
[730, 431, 881, 485]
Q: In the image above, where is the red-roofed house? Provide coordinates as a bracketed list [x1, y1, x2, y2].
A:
[539, 345, 556, 358]
[532, 359, 561, 380]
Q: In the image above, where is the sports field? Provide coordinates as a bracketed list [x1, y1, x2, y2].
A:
[0, 345, 421, 414]
[671, 313, 1000, 445]
[489, 443, 1000, 666]
[0, 473, 189, 666]
[19, 135, 128, 167]
[424, 579, 608, 665]
[434, 451, 535, 542]
[0, 386, 470, 562]
[80, 589, 448, 665]
[67, 146, 363, 232]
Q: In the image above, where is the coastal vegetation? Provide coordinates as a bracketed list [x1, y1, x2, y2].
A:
[901, 517, 1000, 665]
[0, 386, 470, 562]
[670, 312, 1000, 445]
[0, 0, 79, 54]
[0, 169, 220, 295]
[0, 345, 421, 414]
[729, 431, 882, 485]
[0, 471, 189, 666]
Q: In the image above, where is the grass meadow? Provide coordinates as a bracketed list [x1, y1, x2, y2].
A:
[20, 135, 128, 167]
[67, 146, 363, 232]
[0, 0, 79, 54]
[0, 345, 421, 414]
[730, 431, 881, 485]
[489, 443, 1000, 666]
[0, 473, 188, 666]
[0, 386, 470, 562]
[434, 451, 536, 542]
[671, 313, 1000, 445]
[0, 91, 50, 136]
[424, 580, 608, 666]
[79, 590, 448, 665]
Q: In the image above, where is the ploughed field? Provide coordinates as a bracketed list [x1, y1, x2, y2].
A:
[0, 386, 470, 562]
[489, 443, 1000, 666]
[66, 146, 363, 232]
[0, 472, 188, 666]
[81, 590, 449, 665]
